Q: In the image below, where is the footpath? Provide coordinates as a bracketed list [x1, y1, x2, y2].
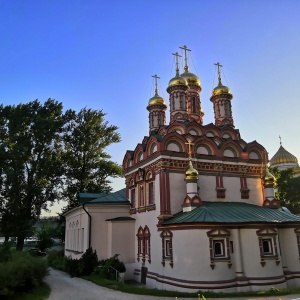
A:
[45, 268, 300, 300]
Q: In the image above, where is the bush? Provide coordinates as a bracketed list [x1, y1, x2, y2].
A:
[95, 254, 126, 280]
[0, 252, 48, 297]
[48, 248, 99, 277]
[78, 247, 98, 276]
[0, 242, 12, 262]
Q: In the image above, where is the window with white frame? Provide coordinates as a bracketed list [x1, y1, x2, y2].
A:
[160, 229, 173, 267]
[207, 228, 232, 269]
[256, 227, 280, 266]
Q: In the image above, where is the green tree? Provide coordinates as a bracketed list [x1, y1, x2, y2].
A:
[36, 222, 55, 251]
[270, 167, 300, 213]
[0, 99, 64, 250]
[62, 107, 122, 209]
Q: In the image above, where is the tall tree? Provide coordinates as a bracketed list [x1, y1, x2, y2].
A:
[0, 99, 64, 250]
[62, 107, 122, 209]
[270, 167, 300, 214]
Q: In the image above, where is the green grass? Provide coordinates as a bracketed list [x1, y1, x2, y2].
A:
[83, 275, 300, 298]
[7, 282, 51, 300]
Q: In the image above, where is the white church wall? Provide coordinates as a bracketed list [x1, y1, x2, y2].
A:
[64, 208, 89, 259]
[88, 204, 131, 261]
[107, 220, 135, 263]
[169, 172, 186, 213]
[246, 177, 263, 205]
[239, 228, 286, 290]
[198, 174, 216, 201]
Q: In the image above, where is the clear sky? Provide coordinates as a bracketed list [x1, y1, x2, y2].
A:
[1, 0, 299, 216]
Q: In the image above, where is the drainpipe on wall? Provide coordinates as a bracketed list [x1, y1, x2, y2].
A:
[82, 204, 91, 249]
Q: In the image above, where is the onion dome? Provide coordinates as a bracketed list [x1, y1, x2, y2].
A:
[168, 75, 188, 89]
[212, 79, 232, 96]
[269, 145, 298, 167]
[148, 92, 166, 107]
[185, 160, 198, 180]
[180, 66, 201, 87]
[264, 167, 276, 186]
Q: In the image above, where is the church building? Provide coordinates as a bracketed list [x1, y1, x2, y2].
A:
[64, 47, 300, 293]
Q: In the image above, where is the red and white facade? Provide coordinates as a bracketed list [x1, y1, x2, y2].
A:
[65, 49, 300, 293]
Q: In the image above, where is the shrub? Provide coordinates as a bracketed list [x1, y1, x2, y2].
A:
[0, 252, 48, 297]
[78, 247, 98, 276]
[95, 254, 126, 280]
[0, 242, 12, 262]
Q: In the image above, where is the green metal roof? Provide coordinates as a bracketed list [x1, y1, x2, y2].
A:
[79, 188, 130, 205]
[162, 202, 300, 225]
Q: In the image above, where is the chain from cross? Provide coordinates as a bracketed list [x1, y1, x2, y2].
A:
[179, 45, 191, 67]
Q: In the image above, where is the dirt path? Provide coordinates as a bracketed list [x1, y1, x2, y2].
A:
[45, 268, 300, 300]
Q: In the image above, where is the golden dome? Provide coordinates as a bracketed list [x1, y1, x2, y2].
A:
[264, 168, 276, 186]
[269, 145, 298, 166]
[212, 80, 231, 96]
[180, 67, 201, 87]
[148, 94, 166, 107]
[185, 160, 198, 180]
[168, 75, 188, 88]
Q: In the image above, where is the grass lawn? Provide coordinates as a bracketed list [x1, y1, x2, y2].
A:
[83, 275, 300, 298]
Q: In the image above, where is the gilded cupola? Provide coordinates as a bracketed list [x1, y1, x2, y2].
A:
[185, 160, 199, 180]
[167, 52, 188, 91]
[147, 75, 167, 108]
[264, 167, 276, 186]
[211, 62, 232, 97]
[269, 145, 298, 167]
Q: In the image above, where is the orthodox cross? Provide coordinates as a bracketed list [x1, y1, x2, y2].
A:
[179, 45, 191, 68]
[279, 135, 282, 146]
[185, 140, 194, 160]
[152, 74, 160, 95]
[214, 62, 223, 83]
[172, 52, 182, 76]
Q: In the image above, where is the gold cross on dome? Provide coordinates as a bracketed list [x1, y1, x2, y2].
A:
[172, 52, 182, 75]
[179, 45, 191, 68]
[152, 74, 160, 95]
[214, 62, 223, 82]
[185, 140, 194, 159]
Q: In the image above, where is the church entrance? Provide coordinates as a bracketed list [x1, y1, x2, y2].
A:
[141, 266, 148, 284]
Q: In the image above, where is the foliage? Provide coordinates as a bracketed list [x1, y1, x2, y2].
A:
[0, 242, 12, 262]
[270, 167, 300, 213]
[62, 107, 122, 209]
[94, 254, 126, 280]
[0, 101, 122, 250]
[78, 247, 98, 276]
[0, 99, 65, 251]
[0, 252, 48, 297]
[47, 247, 99, 277]
[10, 282, 51, 300]
[35, 221, 55, 251]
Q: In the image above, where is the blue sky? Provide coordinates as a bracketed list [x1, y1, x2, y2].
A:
[1, 0, 299, 215]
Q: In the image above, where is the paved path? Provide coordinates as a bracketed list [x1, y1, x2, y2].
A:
[45, 268, 300, 300]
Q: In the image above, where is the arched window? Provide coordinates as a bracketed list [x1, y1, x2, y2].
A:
[192, 97, 197, 113]
[249, 151, 260, 159]
[150, 143, 157, 154]
[136, 226, 151, 263]
[161, 230, 173, 267]
[196, 144, 212, 155]
[223, 147, 237, 158]
[166, 141, 183, 152]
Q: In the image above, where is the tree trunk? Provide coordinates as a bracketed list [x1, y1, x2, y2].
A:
[4, 236, 9, 242]
[16, 235, 25, 251]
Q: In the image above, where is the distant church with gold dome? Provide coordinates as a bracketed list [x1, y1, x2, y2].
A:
[270, 138, 300, 176]
[64, 46, 300, 293]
